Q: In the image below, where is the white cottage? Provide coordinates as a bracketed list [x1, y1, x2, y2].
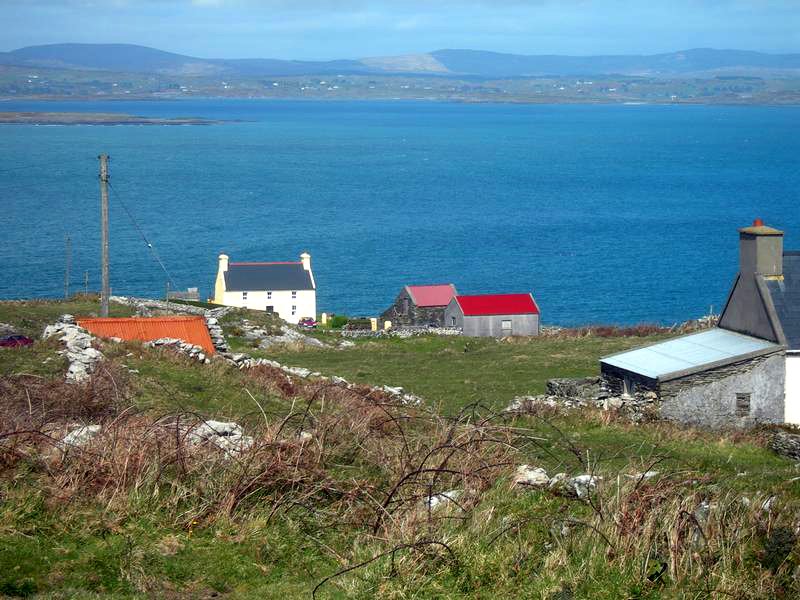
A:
[212, 252, 316, 324]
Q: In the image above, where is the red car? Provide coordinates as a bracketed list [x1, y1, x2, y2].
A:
[0, 334, 34, 348]
[298, 318, 317, 329]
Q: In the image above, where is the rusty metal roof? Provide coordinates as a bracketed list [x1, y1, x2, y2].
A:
[406, 284, 457, 307]
[76, 316, 215, 354]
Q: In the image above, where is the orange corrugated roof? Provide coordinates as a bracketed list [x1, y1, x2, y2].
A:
[76, 316, 215, 354]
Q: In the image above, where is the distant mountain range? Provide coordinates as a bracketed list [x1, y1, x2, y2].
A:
[2, 44, 800, 78]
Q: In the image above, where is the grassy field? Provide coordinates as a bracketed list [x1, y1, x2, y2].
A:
[1, 299, 799, 599]
[259, 333, 666, 413]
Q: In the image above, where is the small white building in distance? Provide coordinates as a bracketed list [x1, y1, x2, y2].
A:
[212, 252, 316, 324]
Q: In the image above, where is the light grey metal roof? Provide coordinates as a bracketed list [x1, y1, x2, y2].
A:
[600, 328, 782, 382]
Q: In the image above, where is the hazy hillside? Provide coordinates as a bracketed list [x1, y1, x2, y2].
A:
[0, 43, 375, 77]
[429, 47, 800, 77]
[2, 43, 799, 78]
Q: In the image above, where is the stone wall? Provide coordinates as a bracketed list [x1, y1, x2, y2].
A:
[659, 352, 785, 428]
[603, 351, 786, 428]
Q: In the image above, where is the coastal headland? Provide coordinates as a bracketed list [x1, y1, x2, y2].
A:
[0, 111, 221, 125]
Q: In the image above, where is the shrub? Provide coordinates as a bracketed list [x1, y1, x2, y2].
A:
[330, 315, 349, 329]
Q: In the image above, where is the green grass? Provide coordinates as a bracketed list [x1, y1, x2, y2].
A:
[259, 334, 667, 413]
[2, 299, 800, 599]
[0, 296, 134, 337]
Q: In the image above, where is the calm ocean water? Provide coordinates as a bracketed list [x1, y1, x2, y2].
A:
[1, 99, 798, 325]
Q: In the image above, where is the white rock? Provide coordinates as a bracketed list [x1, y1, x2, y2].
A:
[283, 366, 311, 378]
[382, 385, 404, 396]
[427, 489, 461, 509]
[63, 424, 101, 446]
[513, 465, 550, 488]
[626, 470, 659, 480]
[332, 376, 349, 386]
[569, 475, 601, 499]
[188, 420, 253, 454]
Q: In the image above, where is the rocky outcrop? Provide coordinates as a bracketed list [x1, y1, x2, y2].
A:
[42, 315, 103, 383]
[237, 321, 326, 349]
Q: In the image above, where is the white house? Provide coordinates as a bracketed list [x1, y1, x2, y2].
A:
[212, 252, 316, 324]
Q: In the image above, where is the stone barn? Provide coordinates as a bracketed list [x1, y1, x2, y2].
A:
[380, 284, 457, 327]
[445, 293, 540, 337]
[600, 219, 799, 428]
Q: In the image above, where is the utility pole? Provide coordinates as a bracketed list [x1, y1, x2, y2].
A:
[64, 235, 71, 299]
[99, 154, 110, 317]
[84, 271, 89, 296]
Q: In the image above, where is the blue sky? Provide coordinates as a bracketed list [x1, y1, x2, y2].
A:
[3, 0, 799, 59]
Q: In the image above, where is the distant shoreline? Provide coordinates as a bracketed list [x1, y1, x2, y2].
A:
[0, 111, 222, 125]
[2, 96, 799, 108]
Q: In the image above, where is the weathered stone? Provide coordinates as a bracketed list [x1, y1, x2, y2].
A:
[189, 420, 253, 454]
[770, 430, 800, 460]
[547, 377, 602, 400]
[568, 475, 601, 499]
[63, 424, 101, 446]
[283, 366, 312, 378]
[513, 465, 550, 488]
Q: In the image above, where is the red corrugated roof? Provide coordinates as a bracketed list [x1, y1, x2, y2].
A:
[76, 316, 215, 354]
[454, 293, 539, 316]
[406, 284, 457, 307]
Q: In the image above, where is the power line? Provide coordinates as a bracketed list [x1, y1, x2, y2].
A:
[107, 180, 177, 289]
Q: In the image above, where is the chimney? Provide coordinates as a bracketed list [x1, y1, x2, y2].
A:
[739, 219, 783, 278]
[300, 252, 311, 271]
[213, 254, 229, 304]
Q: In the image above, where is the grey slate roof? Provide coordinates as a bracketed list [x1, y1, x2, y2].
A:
[224, 263, 314, 292]
[765, 252, 800, 350]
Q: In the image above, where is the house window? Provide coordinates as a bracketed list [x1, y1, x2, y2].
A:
[267, 291, 272, 300]
[291, 291, 297, 299]
[501, 320, 512, 331]
[266, 306, 274, 313]
[451, 316, 456, 326]
[736, 393, 751, 417]
[291, 305, 297, 316]
[242, 292, 248, 301]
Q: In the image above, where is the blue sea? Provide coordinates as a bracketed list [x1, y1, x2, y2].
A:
[1, 99, 798, 326]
